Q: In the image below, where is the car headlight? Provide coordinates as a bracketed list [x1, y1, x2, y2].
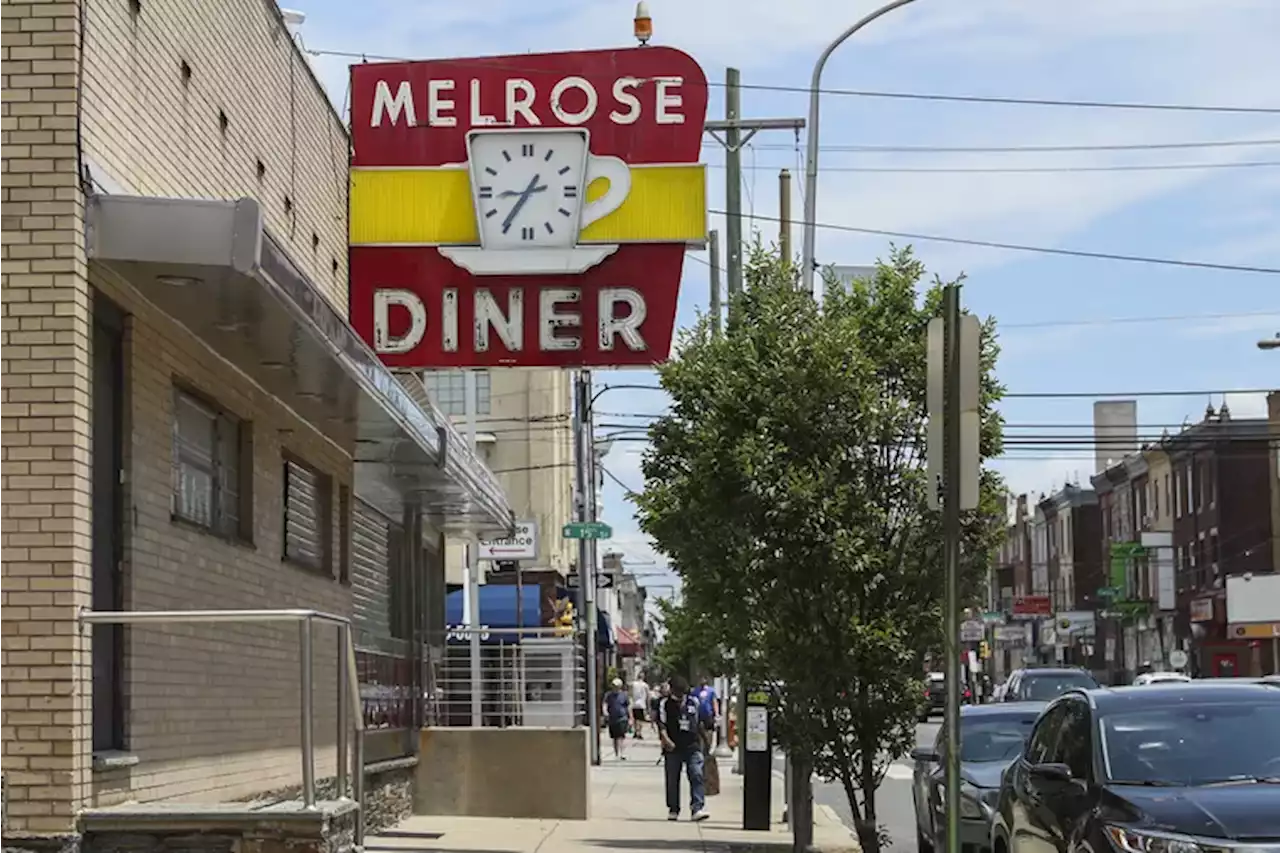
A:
[1106, 826, 1230, 853]
[939, 783, 995, 820]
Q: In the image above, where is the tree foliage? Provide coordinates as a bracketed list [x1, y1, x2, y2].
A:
[634, 245, 1006, 852]
[650, 597, 730, 681]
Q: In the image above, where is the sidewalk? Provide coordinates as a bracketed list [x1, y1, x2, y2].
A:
[370, 738, 860, 853]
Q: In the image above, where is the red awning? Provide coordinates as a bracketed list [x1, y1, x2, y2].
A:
[616, 626, 644, 656]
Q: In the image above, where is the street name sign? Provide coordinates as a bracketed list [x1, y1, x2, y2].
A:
[563, 521, 612, 540]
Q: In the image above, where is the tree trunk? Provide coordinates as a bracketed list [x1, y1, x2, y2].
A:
[857, 749, 881, 853]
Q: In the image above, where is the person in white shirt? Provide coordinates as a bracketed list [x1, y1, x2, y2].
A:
[629, 676, 651, 739]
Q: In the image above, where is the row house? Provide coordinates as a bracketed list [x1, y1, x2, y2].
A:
[1037, 486, 1104, 672]
[991, 494, 1032, 679]
[1091, 404, 1276, 681]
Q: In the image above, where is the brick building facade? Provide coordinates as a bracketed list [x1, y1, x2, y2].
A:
[2, 0, 512, 843]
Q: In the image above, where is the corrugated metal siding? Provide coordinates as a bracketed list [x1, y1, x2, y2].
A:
[352, 499, 394, 645]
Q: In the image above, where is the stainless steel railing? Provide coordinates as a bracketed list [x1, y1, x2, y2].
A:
[78, 608, 367, 844]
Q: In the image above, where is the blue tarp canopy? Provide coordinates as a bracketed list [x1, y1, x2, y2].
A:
[446, 585, 542, 631]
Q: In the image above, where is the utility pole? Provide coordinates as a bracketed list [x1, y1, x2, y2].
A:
[464, 370, 483, 727]
[779, 169, 792, 265]
[927, 286, 980, 853]
[704, 69, 804, 323]
[574, 370, 602, 765]
[709, 230, 722, 337]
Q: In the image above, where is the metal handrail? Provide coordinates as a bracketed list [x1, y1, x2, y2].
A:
[79, 608, 367, 845]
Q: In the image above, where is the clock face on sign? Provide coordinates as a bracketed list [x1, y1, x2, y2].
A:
[467, 130, 587, 250]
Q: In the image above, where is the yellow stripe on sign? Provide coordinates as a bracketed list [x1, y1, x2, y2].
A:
[349, 164, 706, 246]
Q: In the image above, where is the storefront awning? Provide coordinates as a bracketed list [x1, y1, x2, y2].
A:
[86, 194, 513, 535]
[615, 626, 643, 657]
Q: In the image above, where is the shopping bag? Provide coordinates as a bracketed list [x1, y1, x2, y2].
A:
[704, 750, 721, 796]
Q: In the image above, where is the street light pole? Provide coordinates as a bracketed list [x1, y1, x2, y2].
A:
[800, 0, 921, 297]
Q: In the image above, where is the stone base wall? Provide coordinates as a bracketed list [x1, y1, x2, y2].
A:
[236, 757, 416, 834]
[75, 809, 357, 853]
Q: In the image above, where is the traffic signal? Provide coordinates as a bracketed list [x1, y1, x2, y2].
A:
[979, 641, 991, 660]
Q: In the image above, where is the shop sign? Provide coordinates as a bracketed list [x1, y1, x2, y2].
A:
[1012, 595, 1052, 617]
[1190, 597, 1215, 622]
[478, 518, 538, 561]
[348, 48, 708, 368]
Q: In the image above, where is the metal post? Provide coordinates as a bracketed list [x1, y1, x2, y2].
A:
[464, 370, 483, 727]
[709, 230, 722, 337]
[801, 0, 920, 297]
[576, 371, 602, 765]
[299, 617, 316, 809]
[779, 169, 792, 264]
[725, 68, 744, 307]
[942, 284, 962, 853]
[337, 623, 349, 800]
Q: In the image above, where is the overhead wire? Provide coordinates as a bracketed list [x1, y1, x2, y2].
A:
[307, 48, 1280, 115]
[744, 138, 1280, 155]
[710, 160, 1280, 174]
[706, 209, 1280, 275]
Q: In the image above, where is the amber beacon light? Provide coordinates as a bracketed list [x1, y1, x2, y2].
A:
[634, 1, 653, 44]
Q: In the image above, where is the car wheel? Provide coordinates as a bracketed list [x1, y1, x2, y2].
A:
[917, 828, 935, 853]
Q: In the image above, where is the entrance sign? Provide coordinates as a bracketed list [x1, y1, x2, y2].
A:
[349, 48, 709, 368]
[478, 519, 538, 561]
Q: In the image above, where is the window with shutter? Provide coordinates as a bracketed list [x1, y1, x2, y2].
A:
[172, 387, 249, 540]
[284, 456, 332, 574]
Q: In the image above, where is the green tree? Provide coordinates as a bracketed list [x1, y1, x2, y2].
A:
[650, 597, 730, 681]
[634, 244, 1006, 852]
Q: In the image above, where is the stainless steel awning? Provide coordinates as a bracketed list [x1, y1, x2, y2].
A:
[86, 194, 513, 535]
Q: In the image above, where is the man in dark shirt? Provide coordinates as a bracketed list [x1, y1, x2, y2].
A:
[658, 675, 711, 821]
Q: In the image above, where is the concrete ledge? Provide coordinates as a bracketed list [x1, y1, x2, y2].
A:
[415, 727, 588, 820]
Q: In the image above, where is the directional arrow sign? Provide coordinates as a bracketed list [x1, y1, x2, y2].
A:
[563, 521, 613, 540]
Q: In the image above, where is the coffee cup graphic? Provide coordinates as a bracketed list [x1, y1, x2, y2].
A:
[439, 128, 632, 276]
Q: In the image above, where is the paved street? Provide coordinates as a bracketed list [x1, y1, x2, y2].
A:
[772, 720, 940, 851]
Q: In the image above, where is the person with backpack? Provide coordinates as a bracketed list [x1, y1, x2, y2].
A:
[658, 675, 712, 822]
[604, 678, 631, 760]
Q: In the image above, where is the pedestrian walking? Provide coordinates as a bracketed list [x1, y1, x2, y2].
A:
[629, 675, 650, 739]
[604, 678, 631, 760]
[659, 675, 711, 822]
[696, 677, 721, 749]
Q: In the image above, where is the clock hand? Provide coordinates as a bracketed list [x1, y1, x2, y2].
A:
[502, 173, 543, 234]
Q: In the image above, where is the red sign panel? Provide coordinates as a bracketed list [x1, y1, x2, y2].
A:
[348, 47, 708, 369]
[1012, 595, 1053, 617]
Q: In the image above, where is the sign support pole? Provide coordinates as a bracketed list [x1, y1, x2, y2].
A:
[942, 284, 962, 853]
[464, 369, 483, 728]
[575, 370, 602, 765]
[709, 230, 722, 338]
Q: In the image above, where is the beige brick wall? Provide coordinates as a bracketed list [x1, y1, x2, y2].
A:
[3, 0, 363, 830]
[80, 0, 349, 312]
[89, 266, 351, 806]
[2, 0, 95, 835]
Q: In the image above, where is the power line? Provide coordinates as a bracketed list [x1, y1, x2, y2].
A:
[714, 160, 1280, 175]
[1000, 311, 1280, 330]
[1004, 387, 1277, 400]
[745, 139, 1280, 155]
[708, 209, 1280, 275]
[308, 48, 1280, 115]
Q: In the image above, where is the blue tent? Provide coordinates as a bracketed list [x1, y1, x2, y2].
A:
[445, 586, 542, 640]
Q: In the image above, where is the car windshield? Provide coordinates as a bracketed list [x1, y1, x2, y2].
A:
[959, 715, 1038, 763]
[1016, 672, 1098, 701]
[1101, 701, 1280, 785]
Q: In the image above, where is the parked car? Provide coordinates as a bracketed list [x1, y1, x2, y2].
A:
[990, 683, 1280, 853]
[919, 672, 973, 721]
[1133, 671, 1191, 686]
[1000, 666, 1099, 702]
[911, 702, 1044, 853]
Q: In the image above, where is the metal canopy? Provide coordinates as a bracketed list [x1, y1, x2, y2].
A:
[86, 194, 513, 535]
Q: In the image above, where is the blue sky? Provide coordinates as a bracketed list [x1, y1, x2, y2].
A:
[297, 0, 1280, 599]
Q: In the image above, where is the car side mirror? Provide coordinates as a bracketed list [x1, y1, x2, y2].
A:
[1029, 762, 1074, 784]
[910, 747, 939, 763]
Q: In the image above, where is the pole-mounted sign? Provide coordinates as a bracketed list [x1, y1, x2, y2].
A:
[348, 48, 709, 368]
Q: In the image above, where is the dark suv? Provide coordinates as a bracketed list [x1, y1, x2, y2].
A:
[1000, 666, 1098, 703]
[991, 683, 1280, 853]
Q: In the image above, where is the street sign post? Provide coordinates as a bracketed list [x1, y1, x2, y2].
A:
[563, 521, 613, 540]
